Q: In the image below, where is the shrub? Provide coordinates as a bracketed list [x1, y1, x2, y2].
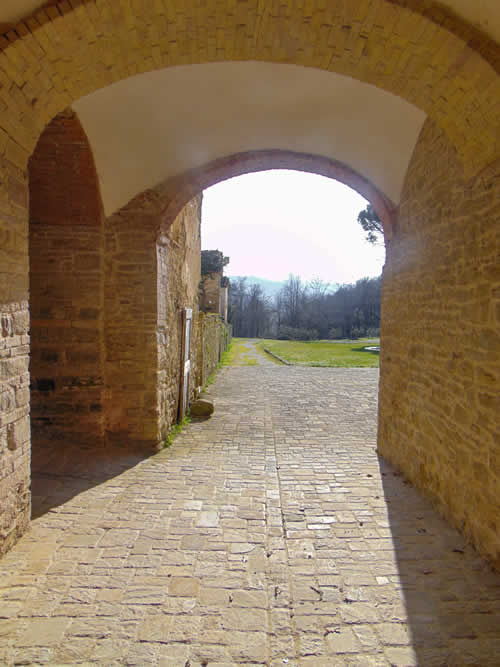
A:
[277, 326, 319, 341]
[350, 327, 364, 339]
[366, 327, 380, 337]
[328, 327, 342, 339]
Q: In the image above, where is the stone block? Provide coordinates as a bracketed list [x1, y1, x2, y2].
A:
[190, 397, 214, 417]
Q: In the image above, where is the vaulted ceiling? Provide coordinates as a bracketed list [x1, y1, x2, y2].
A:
[1, 1, 498, 215]
[73, 62, 426, 215]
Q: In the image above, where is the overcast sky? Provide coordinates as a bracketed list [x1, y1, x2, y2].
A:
[201, 170, 385, 285]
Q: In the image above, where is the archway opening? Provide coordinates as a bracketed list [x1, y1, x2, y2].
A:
[200, 169, 385, 349]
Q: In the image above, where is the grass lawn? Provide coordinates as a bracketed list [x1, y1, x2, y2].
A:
[256, 338, 379, 368]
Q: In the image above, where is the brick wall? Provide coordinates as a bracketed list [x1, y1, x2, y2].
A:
[104, 191, 202, 449]
[0, 301, 30, 556]
[378, 118, 500, 568]
[104, 192, 160, 450]
[0, 134, 32, 555]
[29, 111, 105, 456]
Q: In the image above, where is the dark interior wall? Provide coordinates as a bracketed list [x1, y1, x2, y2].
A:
[28, 110, 105, 453]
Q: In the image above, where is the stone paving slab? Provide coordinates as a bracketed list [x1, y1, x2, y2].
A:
[1, 365, 500, 665]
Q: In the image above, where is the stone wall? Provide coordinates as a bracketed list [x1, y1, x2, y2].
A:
[0, 301, 30, 556]
[378, 118, 500, 568]
[29, 111, 105, 454]
[157, 196, 202, 441]
[103, 193, 159, 449]
[103, 190, 203, 449]
[0, 126, 31, 554]
[200, 272, 222, 314]
[198, 314, 232, 387]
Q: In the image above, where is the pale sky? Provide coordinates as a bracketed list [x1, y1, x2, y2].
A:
[201, 170, 385, 286]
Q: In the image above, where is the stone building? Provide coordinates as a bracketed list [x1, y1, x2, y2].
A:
[200, 250, 230, 323]
[0, 1, 498, 570]
[198, 250, 232, 386]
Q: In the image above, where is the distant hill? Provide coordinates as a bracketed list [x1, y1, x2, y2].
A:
[227, 276, 285, 299]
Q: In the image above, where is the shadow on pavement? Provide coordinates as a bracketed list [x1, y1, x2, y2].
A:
[31, 443, 149, 519]
[379, 456, 500, 666]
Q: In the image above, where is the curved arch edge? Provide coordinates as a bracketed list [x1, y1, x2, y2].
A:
[153, 150, 397, 243]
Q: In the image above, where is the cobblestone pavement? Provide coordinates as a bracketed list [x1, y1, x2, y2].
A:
[1, 366, 500, 666]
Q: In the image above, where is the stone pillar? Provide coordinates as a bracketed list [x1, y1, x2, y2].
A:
[104, 193, 160, 450]
[104, 191, 202, 450]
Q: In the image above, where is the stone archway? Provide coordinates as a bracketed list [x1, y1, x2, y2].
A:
[154, 150, 396, 240]
[0, 1, 498, 173]
[101, 147, 394, 453]
[0, 1, 498, 567]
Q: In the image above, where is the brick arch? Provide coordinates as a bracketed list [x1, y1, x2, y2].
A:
[29, 109, 104, 227]
[0, 0, 498, 178]
[28, 109, 106, 455]
[154, 150, 397, 240]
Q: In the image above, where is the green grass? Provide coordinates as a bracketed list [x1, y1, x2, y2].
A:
[256, 339, 379, 368]
[204, 341, 237, 387]
[163, 415, 191, 448]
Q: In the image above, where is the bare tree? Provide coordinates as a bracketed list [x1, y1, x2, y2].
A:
[279, 274, 305, 328]
[229, 279, 272, 337]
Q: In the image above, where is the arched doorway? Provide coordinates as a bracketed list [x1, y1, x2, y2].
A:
[0, 1, 497, 567]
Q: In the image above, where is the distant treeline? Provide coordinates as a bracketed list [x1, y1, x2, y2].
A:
[229, 274, 381, 340]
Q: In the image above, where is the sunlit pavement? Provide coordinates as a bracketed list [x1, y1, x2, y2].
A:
[1, 364, 500, 666]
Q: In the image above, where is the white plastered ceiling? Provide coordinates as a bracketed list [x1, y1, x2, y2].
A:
[2, 0, 500, 43]
[73, 62, 426, 215]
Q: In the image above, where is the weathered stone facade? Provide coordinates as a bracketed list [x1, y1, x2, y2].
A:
[157, 196, 202, 441]
[200, 249, 230, 320]
[200, 272, 223, 315]
[0, 302, 30, 555]
[379, 118, 500, 568]
[198, 313, 232, 387]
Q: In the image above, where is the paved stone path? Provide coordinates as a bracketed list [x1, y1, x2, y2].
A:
[1, 365, 500, 665]
[229, 339, 277, 366]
